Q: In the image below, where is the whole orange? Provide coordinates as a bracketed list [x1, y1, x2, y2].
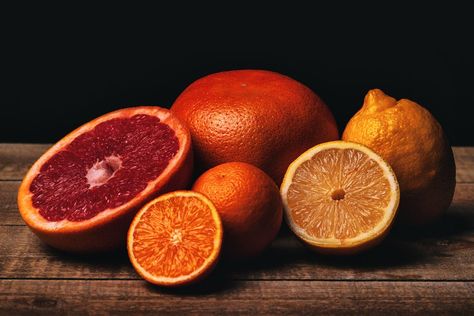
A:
[171, 70, 339, 183]
[342, 89, 456, 225]
[192, 162, 283, 259]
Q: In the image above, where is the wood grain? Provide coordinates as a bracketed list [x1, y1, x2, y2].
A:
[1, 144, 474, 314]
[1, 280, 472, 315]
[1, 181, 21, 225]
[0, 144, 50, 181]
[1, 223, 472, 281]
[453, 147, 474, 183]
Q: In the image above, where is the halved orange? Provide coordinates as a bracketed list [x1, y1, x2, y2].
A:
[127, 191, 222, 286]
[280, 141, 400, 254]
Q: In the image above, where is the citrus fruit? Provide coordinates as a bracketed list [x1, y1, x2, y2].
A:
[127, 191, 222, 286]
[193, 162, 282, 259]
[342, 89, 456, 225]
[18, 107, 193, 252]
[280, 141, 400, 254]
[171, 69, 339, 183]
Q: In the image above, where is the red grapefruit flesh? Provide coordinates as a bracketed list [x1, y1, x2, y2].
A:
[18, 107, 193, 252]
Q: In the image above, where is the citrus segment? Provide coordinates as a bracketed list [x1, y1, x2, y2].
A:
[281, 141, 399, 254]
[128, 191, 222, 286]
[18, 107, 193, 252]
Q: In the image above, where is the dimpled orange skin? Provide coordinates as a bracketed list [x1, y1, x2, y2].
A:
[171, 70, 339, 184]
[192, 162, 283, 259]
[342, 89, 456, 226]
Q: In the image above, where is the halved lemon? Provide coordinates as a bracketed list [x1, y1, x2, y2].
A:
[280, 141, 400, 254]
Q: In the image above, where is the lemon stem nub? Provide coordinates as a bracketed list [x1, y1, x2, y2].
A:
[331, 189, 346, 201]
[363, 89, 397, 113]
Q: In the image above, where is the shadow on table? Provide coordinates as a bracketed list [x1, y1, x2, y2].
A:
[146, 270, 239, 296]
[40, 244, 130, 269]
[38, 244, 241, 295]
[224, 204, 474, 277]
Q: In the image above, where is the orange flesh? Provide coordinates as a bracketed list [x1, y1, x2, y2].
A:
[131, 196, 218, 278]
[287, 148, 391, 240]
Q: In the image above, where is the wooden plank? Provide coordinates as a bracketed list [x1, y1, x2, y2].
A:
[0, 144, 50, 181]
[0, 280, 472, 315]
[2, 185, 473, 281]
[0, 181, 21, 225]
[1, 224, 472, 281]
[1, 144, 473, 182]
[454, 147, 474, 183]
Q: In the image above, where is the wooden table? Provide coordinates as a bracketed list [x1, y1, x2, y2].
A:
[1, 144, 473, 315]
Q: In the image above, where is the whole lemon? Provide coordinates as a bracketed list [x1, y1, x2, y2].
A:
[342, 89, 456, 225]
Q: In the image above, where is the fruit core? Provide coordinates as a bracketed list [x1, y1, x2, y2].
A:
[331, 188, 345, 201]
[29, 114, 180, 222]
[170, 229, 183, 245]
[86, 155, 122, 188]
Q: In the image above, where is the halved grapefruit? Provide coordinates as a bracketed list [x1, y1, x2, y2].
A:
[18, 107, 193, 252]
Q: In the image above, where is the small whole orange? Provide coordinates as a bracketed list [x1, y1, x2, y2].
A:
[193, 162, 283, 259]
[171, 69, 339, 184]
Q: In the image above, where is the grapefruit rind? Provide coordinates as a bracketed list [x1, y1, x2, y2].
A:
[280, 140, 400, 253]
[127, 191, 222, 286]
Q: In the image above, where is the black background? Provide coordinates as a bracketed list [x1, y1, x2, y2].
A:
[3, 3, 473, 144]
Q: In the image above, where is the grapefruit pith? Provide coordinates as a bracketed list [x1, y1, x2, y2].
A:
[18, 107, 192, 252]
